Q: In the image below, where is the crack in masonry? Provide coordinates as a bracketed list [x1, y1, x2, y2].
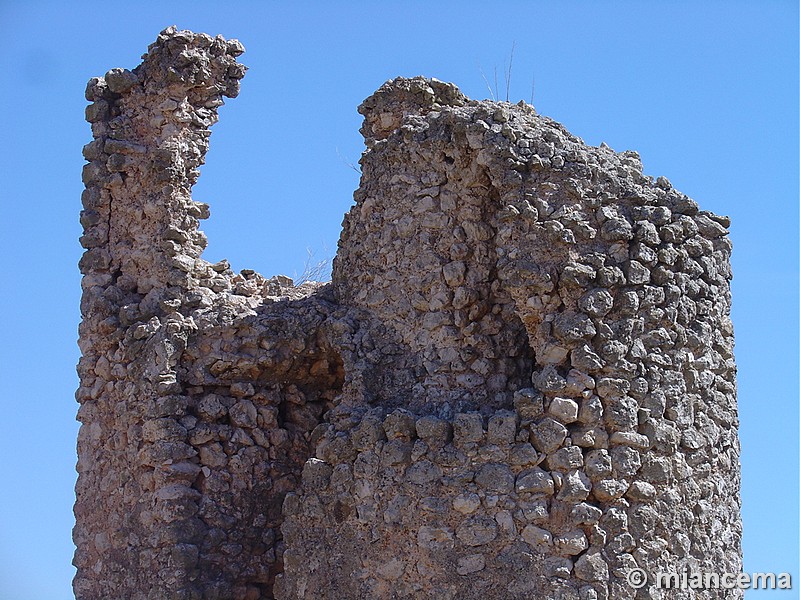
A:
[106, 186, 112, 250]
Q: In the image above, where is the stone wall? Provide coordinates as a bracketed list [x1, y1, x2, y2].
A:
[75, 28, 741, 600]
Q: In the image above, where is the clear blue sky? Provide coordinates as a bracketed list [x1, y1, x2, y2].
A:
[0, 2, 796, 598]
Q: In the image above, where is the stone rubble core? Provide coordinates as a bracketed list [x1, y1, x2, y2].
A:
[75, 27, 742, 600]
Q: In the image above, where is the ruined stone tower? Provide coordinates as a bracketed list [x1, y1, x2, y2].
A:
[74, 28, 742, 600]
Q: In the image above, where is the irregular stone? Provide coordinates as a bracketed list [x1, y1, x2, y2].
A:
[578, 289, 614, 317]
[418, 526, 455, 550]
[377, 557, 406, 580]
[603, 397, 639, 431]
[383, 409, 417, 441]
[443, 261, 467, 286]
[529, 417, 568, 453]
[516, 467, 555, 495]
[509, 443, 540, 467]
[546, 446, 584, 472]
[495, 509, 517, 536]
[611, 446, 642, 477]
[383, 494, 411, 524]
[453, 493, 481, 514]
[571, 425, 609, 449]
[419, 497, 448, 513]
[521, 524, 553, 551]
[453, 412, 484, 445]
[301, 458, 333, 490]
[571, 345, 604, 372]
[578, 395, 604, 424]
[570, 502, 603, 525]
[513, 388, 544, 420]
[554, 530, 589, 556]
[456, 554, 486, 575]
[584, 449, 612, 479]
[609, 431, 650, 449]
[416, 415, 452, 449]
[557, 470, 592, 503]
[548, 397, 579, 423]
[574, 550, 609, 582]
[475, 463, 515, 493]
[380, 439, 412, 466]
[351, 414, 387, 451]
[553, 312, 597, 346]
[406, 460, 443, 485]
[592, 478, 629, 502]
[487, 410, 518, 445]
[456, 517, 498, 546]
[544, 556, 574, 579]
[105, 67, 139, 93]
[228, 399, 257, 428]
[625, 481, 657, 502]
[197, 395, 226, 421]
[534, 365, 568, 392]
[595, 378, 630, 399]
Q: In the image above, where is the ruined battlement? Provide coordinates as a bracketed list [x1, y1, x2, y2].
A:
[74, 27, 741, 599]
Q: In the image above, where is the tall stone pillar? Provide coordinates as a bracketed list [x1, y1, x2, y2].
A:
[74, 26, 249, 599]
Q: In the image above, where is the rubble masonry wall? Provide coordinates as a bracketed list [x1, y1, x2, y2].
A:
[75, 28, 741, 600]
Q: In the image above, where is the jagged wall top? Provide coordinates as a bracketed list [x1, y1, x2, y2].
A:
[359, 77, 467, 145]
[80, 26, 246, 299]
[334, 74, 732, 414]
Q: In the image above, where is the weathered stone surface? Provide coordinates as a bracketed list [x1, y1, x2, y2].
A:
[475, 463, 515, 493]
[75, 28, 741, 600]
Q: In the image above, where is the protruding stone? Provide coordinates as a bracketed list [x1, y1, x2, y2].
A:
[530, 417, 568, 453]
[105, 68, 139, 93]
[516, 467, 554, 495]
[548, 397, 579, 423]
